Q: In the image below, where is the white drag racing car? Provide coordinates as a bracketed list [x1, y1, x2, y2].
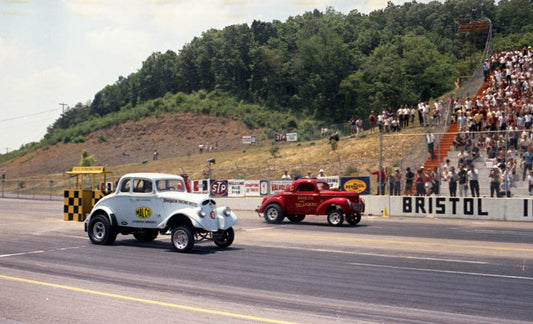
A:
[85, 173, 237, 252]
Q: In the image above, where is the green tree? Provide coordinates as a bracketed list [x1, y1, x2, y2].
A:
[80, 150, 96, 167]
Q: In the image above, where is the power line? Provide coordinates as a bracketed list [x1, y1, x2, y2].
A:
[0, 108, 59, 123]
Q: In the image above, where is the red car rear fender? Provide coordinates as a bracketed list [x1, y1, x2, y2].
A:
[316, 198, 352, 215]
[258, 196, 286, 213]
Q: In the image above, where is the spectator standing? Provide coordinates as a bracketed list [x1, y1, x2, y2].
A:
[403, 106, 410, 128]
[447, 166, 459, 197]
[414, 167, 427, 196]
[467, 164, 480, 197]
[392, 168, 402, 196]
[458, 165, 468, 197]
[317, 169, 327, 179]
[426, 131, 437, 160]
[282, 170, 291, 180]
[489, 166, 501, 197]
[377, 113, 384, 133]
[523, 148, 533, 181]
[417, 100, 424, 125]
[430, 166, 440, 195]
[368, 111, 376, 133]
[356, 117, 364, 139]
[367, 167, 386, 195]
[423, 102, 430, 127]
[410, 106, 416, 124]
[404, 167, 415, 195]
[349, 115, 357, 138]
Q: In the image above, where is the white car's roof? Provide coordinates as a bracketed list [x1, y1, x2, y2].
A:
[120, 173, 183, 180]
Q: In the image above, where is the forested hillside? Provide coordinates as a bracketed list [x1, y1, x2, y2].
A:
[34, 0, 533, 148]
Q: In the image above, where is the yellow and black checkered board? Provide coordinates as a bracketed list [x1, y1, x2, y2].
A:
[64, 190, 84, 221]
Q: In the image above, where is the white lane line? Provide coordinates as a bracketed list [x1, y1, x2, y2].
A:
[245, 227, 276, 232]
[349, 262, 533, 280]
[238, 243, 488, 264]
[310, 248, 489, 264]
[0, 250, 45, 258]
[63, 235, 87, 239]
[0, 246, 85, 258]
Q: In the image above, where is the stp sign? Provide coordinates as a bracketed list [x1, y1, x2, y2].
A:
[209, 180, 228, 197]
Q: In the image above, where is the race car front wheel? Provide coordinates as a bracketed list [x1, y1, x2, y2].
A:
[214, 227, 234, 248]
[346, 213, 361, 225]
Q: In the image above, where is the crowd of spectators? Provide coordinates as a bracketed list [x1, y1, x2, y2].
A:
[448, 47, 533, 197]
[369, 47, 533, 197]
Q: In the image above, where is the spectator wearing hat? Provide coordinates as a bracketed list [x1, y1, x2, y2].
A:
[317, 169, 327, 179]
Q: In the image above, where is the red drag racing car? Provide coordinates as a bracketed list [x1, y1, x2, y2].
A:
[256, 178, 365, 226]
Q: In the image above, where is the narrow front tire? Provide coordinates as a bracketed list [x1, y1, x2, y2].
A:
[214, 227, 234, 248]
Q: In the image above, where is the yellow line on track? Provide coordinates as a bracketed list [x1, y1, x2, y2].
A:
[0, 274, 299, 324]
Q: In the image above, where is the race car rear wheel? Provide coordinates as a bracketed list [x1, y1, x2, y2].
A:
[133, 229, 159, 242]
[171, 226, 194, 252]
[327, 209, 344, 226]
[346, 213, 361, 225]
[287, 214, 306, 223]
[264, 204, 284, 224]
[88, 214, 117, 245]
[214, 227, 234, 248]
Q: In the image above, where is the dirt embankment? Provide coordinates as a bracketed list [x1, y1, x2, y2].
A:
[2, 113, 260, 178]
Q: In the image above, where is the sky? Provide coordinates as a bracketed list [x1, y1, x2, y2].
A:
[0, 0, 431, 153]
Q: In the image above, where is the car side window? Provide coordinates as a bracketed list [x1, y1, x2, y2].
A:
[133, 179, 152, 193]
[296, 182, 315, 192]
[120, 179, 131, 192]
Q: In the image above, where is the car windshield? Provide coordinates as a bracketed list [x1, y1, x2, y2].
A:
[156, 179, 185, 192]
[316, 182, 330, 191]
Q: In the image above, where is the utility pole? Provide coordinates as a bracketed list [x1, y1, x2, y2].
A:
[59, 103, 68, 114]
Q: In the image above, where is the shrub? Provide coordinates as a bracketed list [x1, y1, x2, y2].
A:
[269, 145, 280, 157]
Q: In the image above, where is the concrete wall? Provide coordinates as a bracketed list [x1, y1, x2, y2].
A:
[218, 196, 533, 222]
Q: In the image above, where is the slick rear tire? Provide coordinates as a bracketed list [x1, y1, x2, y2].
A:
[171, 226, 194, 252]
[88, 214, 117, 245]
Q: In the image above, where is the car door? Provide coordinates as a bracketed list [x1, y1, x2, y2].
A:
[286, 182, 319, 215]
[112, 177, 162, 228]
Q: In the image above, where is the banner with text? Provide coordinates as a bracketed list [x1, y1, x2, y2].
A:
[340, 176, 371, 195]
